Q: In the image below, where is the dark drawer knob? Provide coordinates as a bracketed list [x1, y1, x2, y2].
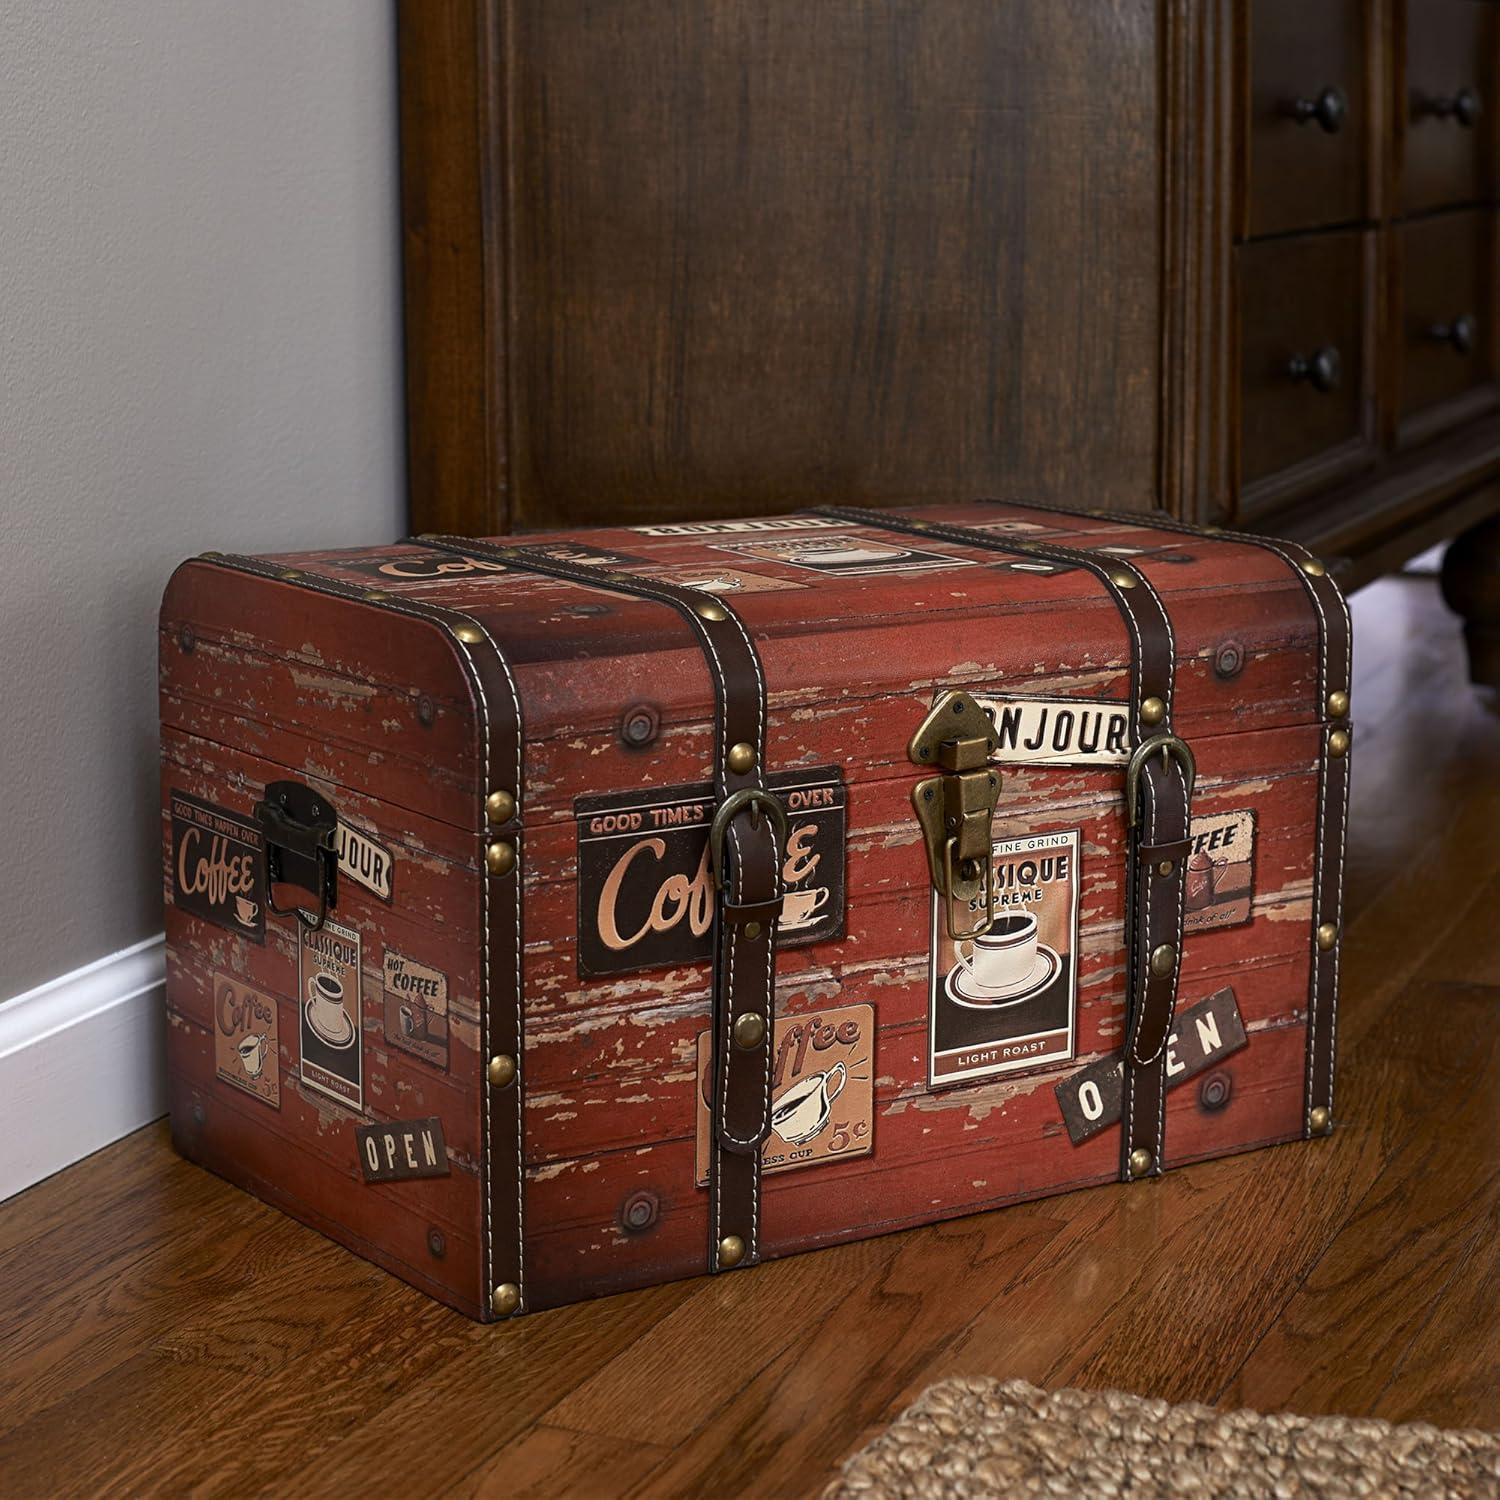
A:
[1420, 87, 1483, 127]
[1291, 86, 1348, 134]
[1428, 314, 1478, 355]
[1287, 346, 1342, 393]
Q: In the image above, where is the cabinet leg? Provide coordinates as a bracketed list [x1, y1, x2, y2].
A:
[1441, 514, 1500, 690]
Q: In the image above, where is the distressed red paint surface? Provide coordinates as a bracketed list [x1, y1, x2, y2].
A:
[160, 501, 1334, 1318]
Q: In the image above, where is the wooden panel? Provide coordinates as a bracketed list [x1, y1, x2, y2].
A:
[401, 0, 1164, 534]
[1237, 229, 1373, 497]
[1401, 0, 1497, 216]
[1396, 207, 1498, 439]
[1245, 0, 1370, 237]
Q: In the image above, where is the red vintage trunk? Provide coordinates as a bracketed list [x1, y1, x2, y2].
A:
[159, 501, 1350, 1320]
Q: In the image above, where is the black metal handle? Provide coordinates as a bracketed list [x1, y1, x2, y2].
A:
[1291, 86, 1347, 134]
[1287, 347, 1342, 393]
[1428, 314, 1478, 355]
[254, 780, 339, 930]
[1419, 87, 1482, 127]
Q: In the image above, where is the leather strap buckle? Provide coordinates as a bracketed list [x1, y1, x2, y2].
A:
[1125, 734, 1197, 828]
[709, 788, 789, 890]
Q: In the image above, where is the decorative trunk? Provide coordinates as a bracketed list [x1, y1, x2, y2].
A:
[159, 502, 1349, 1320]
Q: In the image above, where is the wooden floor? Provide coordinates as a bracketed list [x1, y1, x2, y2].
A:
[3, 566, 1498, 1498]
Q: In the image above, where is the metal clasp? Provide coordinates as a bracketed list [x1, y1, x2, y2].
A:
[1124, 734, 1197, 828]
[709, 787, 790, 891]
[909, 691, 1002, 941]
[254, 780, 339, 931]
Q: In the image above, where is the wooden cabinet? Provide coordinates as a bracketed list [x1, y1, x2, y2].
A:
[399, 0, 1500, 678]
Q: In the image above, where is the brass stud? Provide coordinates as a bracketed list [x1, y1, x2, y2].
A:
[491, 1282, 520, 1316]
[1317, 922, 1338, 952]
[1157, 860, 1175, 877]
[1309, 1105, 1332, 1135]
[278, 569, 303, 581]
[486, 840, 516, 877]
[1149, 943, 1177, 978]
[486, 789, 516, 825]
[733, 1013, 767, 1050]
[1327, 690, 1350, 719]
[487, 1054, 517, 1088]
[1139, 696, 1165, 727]
[744, 920, 763, 940]
[1109, 571, 1139, 590]
[363, 589, 389, 602]
[1300, 557, 1328, 578]
[1129, 1147, 1154, 1177]
[1328, 728, 1351, 758]
[695, 599, 728, 622]
[726, 742, 757, 775]
[453, 623, 484, 645]
[717, 1234, 745, 1268]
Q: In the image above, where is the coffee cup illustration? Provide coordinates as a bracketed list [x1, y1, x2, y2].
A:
[305, 971, 354, 1048]
[791, 543, 900, 567]
[399, 1001, 430, 1041]
[678, 573, 743, 593]
[237, 1032, 269, 1079]
[947, 910, 1060, 1007]
[1186, 850, 1228, 910]
[234, 896, 258, 927]
[781, 885, 830, 931]
[771, 1061, 847, 1146]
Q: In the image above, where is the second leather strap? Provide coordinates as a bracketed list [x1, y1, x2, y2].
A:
[414, 534, 782, 1273]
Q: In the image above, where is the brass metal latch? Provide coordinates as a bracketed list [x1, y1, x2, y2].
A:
[909, 691, 1001, 941]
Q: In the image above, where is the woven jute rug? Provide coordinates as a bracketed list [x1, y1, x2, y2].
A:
[825, 1378, 1500, 1498]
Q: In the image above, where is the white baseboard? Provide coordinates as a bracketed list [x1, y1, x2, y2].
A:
[0, 935, 167, 1203]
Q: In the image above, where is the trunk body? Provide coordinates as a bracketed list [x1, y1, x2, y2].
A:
[159, 502, 1345, 1320]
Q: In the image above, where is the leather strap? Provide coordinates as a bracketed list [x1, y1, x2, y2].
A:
[818, 506, 1193, 1181]
[983, 500, 1351, 1136]
[194, 551, 527, 1320]
[414, 535, 783, 1269]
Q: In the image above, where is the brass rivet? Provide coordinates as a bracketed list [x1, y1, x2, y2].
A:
[491, 1282, 520, 1316]
[744, 920, 763, 940]
[726, 742, 756, 775]
[278, 569, 303, 581]
[1129, 1147, 1154, 1177]
[695, 600, 728, 622]
[1317, 922, 1338, 952]
[1157, 860, 1174, 877]
[486, 840, 516, 876]
[1327, 690, 1349, 718]
[1139, 696, 1165, 726]
[733, 1013, 766, 1050]
[453, 623, 484, 644]
[363, 589, 389, 602]
[487, 1054, 517, 1088]
[1328, 728, 1351, 758]
[486, 789, 516, 825]
[1300, 557, 1327, 578]
[1309, 1105, 1332, 1135]
[1149, 943, 1176, 977]
[1109, 571, 1139, 590]
[718, 1234, 745, 1268]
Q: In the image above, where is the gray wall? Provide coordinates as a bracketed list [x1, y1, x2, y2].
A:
[0, 4, 406, 1001]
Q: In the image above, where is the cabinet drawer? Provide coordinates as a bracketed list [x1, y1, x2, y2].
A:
[1246, 0, 1369, 236]
[1239, 230, 1371, 499]
[1403, 0, 1496, 214]
[1397, 209, 1496, 438]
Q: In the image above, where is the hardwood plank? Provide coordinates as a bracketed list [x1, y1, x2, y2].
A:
[548, 1201, 1070, 1447]
[456, 1426, 668, 1499]
[1221, 981, 1500, 1426]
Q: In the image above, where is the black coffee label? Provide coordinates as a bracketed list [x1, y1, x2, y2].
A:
[575, 767, 846, 977]
[299, 917, 363, 1112]
[355, 1116, 450, 1183]
[169, 791, 266, 944]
